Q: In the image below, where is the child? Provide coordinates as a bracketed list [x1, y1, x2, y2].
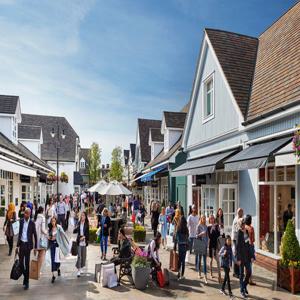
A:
[219, 235, 233, 298]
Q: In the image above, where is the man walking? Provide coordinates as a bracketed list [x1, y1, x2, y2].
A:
[16, 208, 37, 290]
[56, 195, 67, 229]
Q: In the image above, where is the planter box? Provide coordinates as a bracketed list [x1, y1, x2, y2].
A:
[133, 229, 146, 243]
[277, 265, 300, 294]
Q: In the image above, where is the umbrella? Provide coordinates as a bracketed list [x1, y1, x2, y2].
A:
[88, 180, 107, 193]
[99, 180, 132, 196]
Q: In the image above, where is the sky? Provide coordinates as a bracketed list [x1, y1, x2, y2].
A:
[0, 0, 297, 163]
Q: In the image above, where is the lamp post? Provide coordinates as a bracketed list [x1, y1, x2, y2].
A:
[50, 126, 66, 197]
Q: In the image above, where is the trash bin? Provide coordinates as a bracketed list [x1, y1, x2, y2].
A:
[110, 218, 122, 244]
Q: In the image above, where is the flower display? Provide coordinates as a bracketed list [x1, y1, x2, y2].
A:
[292, 126, 300, 162]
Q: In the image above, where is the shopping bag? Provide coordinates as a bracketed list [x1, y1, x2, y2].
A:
[100, 263, 115, 287]
[107, 273, 118, 288]
[45, 249, 51, 267]
[71, 241, 78, 256]
[39, 236, 48, 249]
[157, 269, 165, 288]
[185, 252, 190, 263]
[12, 221, 19, 236]
[163, 268, 169, 286]
[94, 263, 102, 283]
[169, 250, 179, 272]
[10, 255, 22, 280]
[54, 247, 61, 263]
[29, 259, 40, 280]
[166, 235, 174, 250]
[194, 238, 207, 256]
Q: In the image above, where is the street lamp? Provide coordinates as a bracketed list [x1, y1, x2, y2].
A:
[50, 126, 66, 197]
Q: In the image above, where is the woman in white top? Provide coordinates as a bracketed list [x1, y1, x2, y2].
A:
[34, 206, 48, 269]
[46, 198, 57, 224]
[147, 232, 162, 268]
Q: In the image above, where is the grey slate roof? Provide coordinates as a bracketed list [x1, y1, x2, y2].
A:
[163, 112, 187, 129]
[130, 143, 136, 162]
[150, 128, 164, 142]
[18, 125, 41, 140]
[0, 132, 52, 172]
[138, 119, 161, 163]
[21, 114, 79, 162]
[123, 149, 129, 165]
[0, 95, 19, 114]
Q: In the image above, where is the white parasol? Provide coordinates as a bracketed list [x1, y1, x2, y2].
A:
[99, 180, 132, 196]
[88, 180, 108, 193]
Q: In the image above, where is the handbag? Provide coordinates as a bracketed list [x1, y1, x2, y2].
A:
[71, 241, 78, 256]
[194, 238, 207, 256]
[157, 269, 165, 288]
[40, 236, 48, 249]
[10, 254, 23, 280]
[12, 221, 19, 236]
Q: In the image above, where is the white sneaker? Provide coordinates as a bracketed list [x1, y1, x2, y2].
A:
[80, 269, 83, 274]
[77, 270, 81, 278]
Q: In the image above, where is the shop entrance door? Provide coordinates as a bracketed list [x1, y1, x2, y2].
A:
[201, 185, 218, 218]
[219, 184, 238, 235]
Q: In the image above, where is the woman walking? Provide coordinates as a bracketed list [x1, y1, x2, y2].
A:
[245, 214, 256, 285]
[46, 198, 56, 224]
[35, 206, 48, 269]
[207, 214, 221, 282]
[98, 208, 111, 260]
[18, 201, 26, 219]
[151, 202, 160, 237]
[158, 207, 168, 249]
[3, 203, 16, 256]
[175, 216, 189, 280]
[48, 217, 69, 283]
[74, 212, 89, 277]
[195, 215, 208, 284]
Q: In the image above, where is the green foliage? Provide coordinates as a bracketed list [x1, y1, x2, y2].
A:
[133, 225, 146, 242]
[89, 228, 99, 243]
[88, 143, 101, 185]
[280, 220, 300, 265]
[131, 255, 150, 268]
[109, 146, 124, 181]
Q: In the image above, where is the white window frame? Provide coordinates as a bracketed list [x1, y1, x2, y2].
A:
[202, 72, 215, 124]
[80, 159, 85, 169]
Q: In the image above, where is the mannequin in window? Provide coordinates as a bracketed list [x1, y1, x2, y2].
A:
[283, 204, 293, 230]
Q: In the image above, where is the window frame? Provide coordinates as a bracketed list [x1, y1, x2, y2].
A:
[202, 72, 215, 124]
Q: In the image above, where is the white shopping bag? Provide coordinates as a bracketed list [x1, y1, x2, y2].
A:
[166, 235, 174, 250]
[107, 273, 118, 288]
[45, 249, 51, 267]
[100, 263, 115, 287]
[54, 247, 61, 263]
[12, 221, 19, 236]
[185, 252, 190, 263]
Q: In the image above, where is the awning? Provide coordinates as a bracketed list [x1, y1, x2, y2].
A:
[224, 137, 291, 171]
[140, 166, 167, 182]
[171, 149, 237, 177]
[0, 156, 37, 177]
[274, 142, 297, 166]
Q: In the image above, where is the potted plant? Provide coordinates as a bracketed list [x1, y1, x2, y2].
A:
[133, 225, 146, 242]
[47, 172, 56, 184]
[131, 251, 151, 290]
[277, 219, 300, 294]
[60, 172, 68, 183]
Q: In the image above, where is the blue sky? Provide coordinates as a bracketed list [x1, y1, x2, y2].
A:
[0, 0, 296, 162]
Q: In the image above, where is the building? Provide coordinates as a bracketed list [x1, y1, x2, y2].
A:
[0, 95, 53, 244]
[172, 2, 300, 272]
[100, 164, 110, 179]
[20, 113, 80, 195]
[78, 148, 90, 188]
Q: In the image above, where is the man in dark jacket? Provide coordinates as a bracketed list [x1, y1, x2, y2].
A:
[16, 208, 37, 290]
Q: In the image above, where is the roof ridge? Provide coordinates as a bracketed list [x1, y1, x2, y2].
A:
[22, 113, 65, 119]
[163, 111, 187, 114]
[205, 27, 258, 40]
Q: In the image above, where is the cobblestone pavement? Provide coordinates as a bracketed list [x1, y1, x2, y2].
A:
[0, 222, 299, 300]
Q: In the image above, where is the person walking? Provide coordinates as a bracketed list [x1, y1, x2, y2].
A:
[175, 216, 189, 280]
[207, 215, 221, 282]
[74, 212, 89, 277]
[34, 206, 48, 272]
[151, 202, 160, 237]
[16, 208, 37, 290]
[140, 204, 147, 226]
[46, 198, 56, 224]
[187, 205, 199, 266]
[65, 196, 71, 231]
[245, 214, 256, 286]
[236, 218, 254, 298]
[232, 208, 244, 278]
[219, 235, 233, 298]
[195, 215, 208, 284]
[56, 195, 67, 229]
[98, 208, 111, 260]
[18, 201, 27, 219]
[3, 202, 16, 256]
[48, 216, 69, 283]
[158, 207, 168, 249]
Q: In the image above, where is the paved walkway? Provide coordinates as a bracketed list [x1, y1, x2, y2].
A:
[0, 222, 299, 300]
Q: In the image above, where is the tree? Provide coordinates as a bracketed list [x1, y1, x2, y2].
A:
[88, 143, 101, 185]
[109, 146, 123, 181]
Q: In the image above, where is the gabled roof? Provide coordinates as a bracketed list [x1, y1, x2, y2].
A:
[18, 125, 41, 140]
[145, 135, 182, 169]
[150, 128, 164, 143]
[80, 148, 90, 162]
[246, 2, 300, 123]
[0, 95, 19, 114]
[130, 143, 136, 162]
[123, 149, 129, 165]
[0, 132, 52, 172]
[163, 111, 187, 129]
[205, 28, 258, 117]
[138, 118, 161, 163]
[21, 114, 79, 162]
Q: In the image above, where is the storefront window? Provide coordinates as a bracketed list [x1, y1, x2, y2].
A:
[267, 167, 274, 181]
[21, 185, 31, 201]
[201, 186, 217, 218]
[286, 166, 295, 181]
[276, 167, 284, 181]
[0, 184, 5, 217]
[8, 180, 13, 203]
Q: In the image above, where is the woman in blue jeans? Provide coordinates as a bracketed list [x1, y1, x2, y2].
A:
[98, 208, 111, 260]
[196, 215, 208, 284]
[175, 216, 189, 280]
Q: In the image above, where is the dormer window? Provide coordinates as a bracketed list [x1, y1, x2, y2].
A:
[12, 117, 17, 141]
[202, 73, 214, 123]
[80, 159, 85, 169]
